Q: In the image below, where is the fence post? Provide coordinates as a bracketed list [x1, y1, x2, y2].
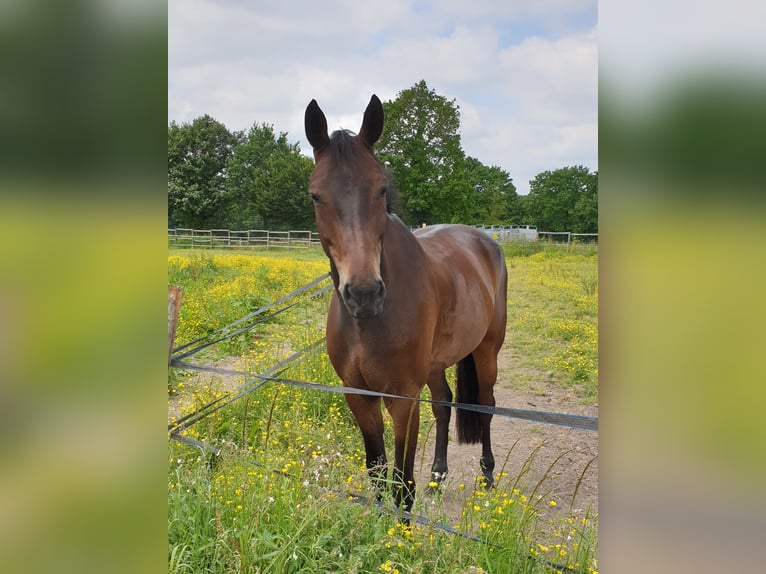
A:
[168, 285, 183, 367]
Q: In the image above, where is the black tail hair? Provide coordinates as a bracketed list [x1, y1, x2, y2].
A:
[455, 353, 482, 444]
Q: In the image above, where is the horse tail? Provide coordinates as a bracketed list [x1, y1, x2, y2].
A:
[456, 353, 482, 444]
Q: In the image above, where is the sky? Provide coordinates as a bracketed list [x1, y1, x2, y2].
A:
[168, 0, 597, 196]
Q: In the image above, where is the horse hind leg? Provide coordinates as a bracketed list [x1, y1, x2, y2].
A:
[472, 275, 507, 489]
[456, 346, 499, 489]
[426, 370, 452, 490]
[475, 342, 501, 489]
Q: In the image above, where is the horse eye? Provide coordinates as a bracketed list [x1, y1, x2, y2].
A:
[379, 187, 388, 197]
[310, 192, 321, 204]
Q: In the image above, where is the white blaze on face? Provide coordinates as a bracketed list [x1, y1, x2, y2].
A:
[326, 222, 385, 318]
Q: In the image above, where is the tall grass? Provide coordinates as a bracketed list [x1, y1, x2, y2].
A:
[168, 250, 329, 357]
[168, 248, 598, 573]
[500, 242, 598, 259]
[504, 247, 598, 401]
[169, 382, 598, 573]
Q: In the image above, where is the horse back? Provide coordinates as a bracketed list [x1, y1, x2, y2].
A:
[414, 224, 506, 295]
[414, 224, 507, 364]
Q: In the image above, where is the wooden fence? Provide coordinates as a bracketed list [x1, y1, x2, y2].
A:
[168, 227, 598, 249]
[537, 231, 599, 244]
[168, 229, 321, 249]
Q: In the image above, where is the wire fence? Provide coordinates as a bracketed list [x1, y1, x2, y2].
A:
[168, 273, 598, 434]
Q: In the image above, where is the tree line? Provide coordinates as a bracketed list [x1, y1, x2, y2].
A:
[168, 80, 597, 233]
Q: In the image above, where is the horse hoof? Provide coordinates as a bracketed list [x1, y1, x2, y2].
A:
[425, 472, 446, 495]
[425, 483, 441, 496]
[477, 475, 494, 490]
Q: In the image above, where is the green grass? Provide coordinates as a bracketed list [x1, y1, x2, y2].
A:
[168, 371, 597, 573]
[504, 248, 598, 402]
[500, 241, 598, 259]
[169, 246, 328, 262]
[168, 245, 598, 573]
[168, 443, 557, 574]
[168, 249, 329, 359]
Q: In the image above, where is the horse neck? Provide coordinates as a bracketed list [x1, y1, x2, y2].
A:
[380, 215, 426, 283]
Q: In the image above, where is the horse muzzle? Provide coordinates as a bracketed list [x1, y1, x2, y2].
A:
[341, 279, 386, 318]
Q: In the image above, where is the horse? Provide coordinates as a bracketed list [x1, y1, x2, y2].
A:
[304, 95, 508, 514]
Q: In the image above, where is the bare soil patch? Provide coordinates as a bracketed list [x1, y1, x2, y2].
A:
[414, 382, 598, 522]
[168, 355, 249, 422]
[414, 345, 598, 534]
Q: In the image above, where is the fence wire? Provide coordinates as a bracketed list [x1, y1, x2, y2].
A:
[172, 357, 597, 432]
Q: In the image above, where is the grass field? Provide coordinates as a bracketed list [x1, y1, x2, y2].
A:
[502, 244, 598, 402]
[168, 243, 598, 573]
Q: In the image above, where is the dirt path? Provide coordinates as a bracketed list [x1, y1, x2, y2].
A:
[412, 343, 598, 531]
[413, 380, 598, 526]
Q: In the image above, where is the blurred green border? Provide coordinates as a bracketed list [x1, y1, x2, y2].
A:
[0, 3, 168, 573]
[1, 1, 764, 572]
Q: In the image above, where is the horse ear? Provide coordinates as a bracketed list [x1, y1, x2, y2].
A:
[305, 99, 330, 155]
[359, 94, 384, 148]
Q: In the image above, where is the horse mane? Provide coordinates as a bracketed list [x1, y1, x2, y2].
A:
[383, 168, 399, 215]
[328, 129, 358, 160]
[327, 129, 397, 214]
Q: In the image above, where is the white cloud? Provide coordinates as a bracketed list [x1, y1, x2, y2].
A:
[427, 0, 595, 21]
[456, 28, 597, 191]
[374, 26, 500, 86]
[498, 29, 597, 120]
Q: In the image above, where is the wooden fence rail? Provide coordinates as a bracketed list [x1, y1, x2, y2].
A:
[168, 228, 321, 249]
[538, 231, 599, 245]
[168, 228, 597, 249]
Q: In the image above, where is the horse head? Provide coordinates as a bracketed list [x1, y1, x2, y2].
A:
[305, 95, 389, 319]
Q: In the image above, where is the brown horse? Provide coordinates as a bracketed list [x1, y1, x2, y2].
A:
[304, 95, 507, 513]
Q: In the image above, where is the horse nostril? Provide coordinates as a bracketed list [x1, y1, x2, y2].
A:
[343, 281, 384, 303]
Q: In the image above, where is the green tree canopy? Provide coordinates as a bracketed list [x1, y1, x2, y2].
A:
[462, 156, 520, 224]
[224, 123, 315, 230]
[524, 165, 598, 232]
[168, 115, 240, 228]
[375, 80, 524, 226]
[376, 80, 468, 225]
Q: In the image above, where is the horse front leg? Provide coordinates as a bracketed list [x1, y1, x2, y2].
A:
[426, 370, 452, 490]
[345, 394, 387, 494]
[385, 397, 420, 515]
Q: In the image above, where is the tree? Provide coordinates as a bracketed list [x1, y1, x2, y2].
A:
[377, 80, 468, 225]
[572, 170, 598, 233]
[224, 123, 315, 230]
[461, 156, 520, 224]
[168, 115, 240, 228]
[525, 165, 598, 232]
